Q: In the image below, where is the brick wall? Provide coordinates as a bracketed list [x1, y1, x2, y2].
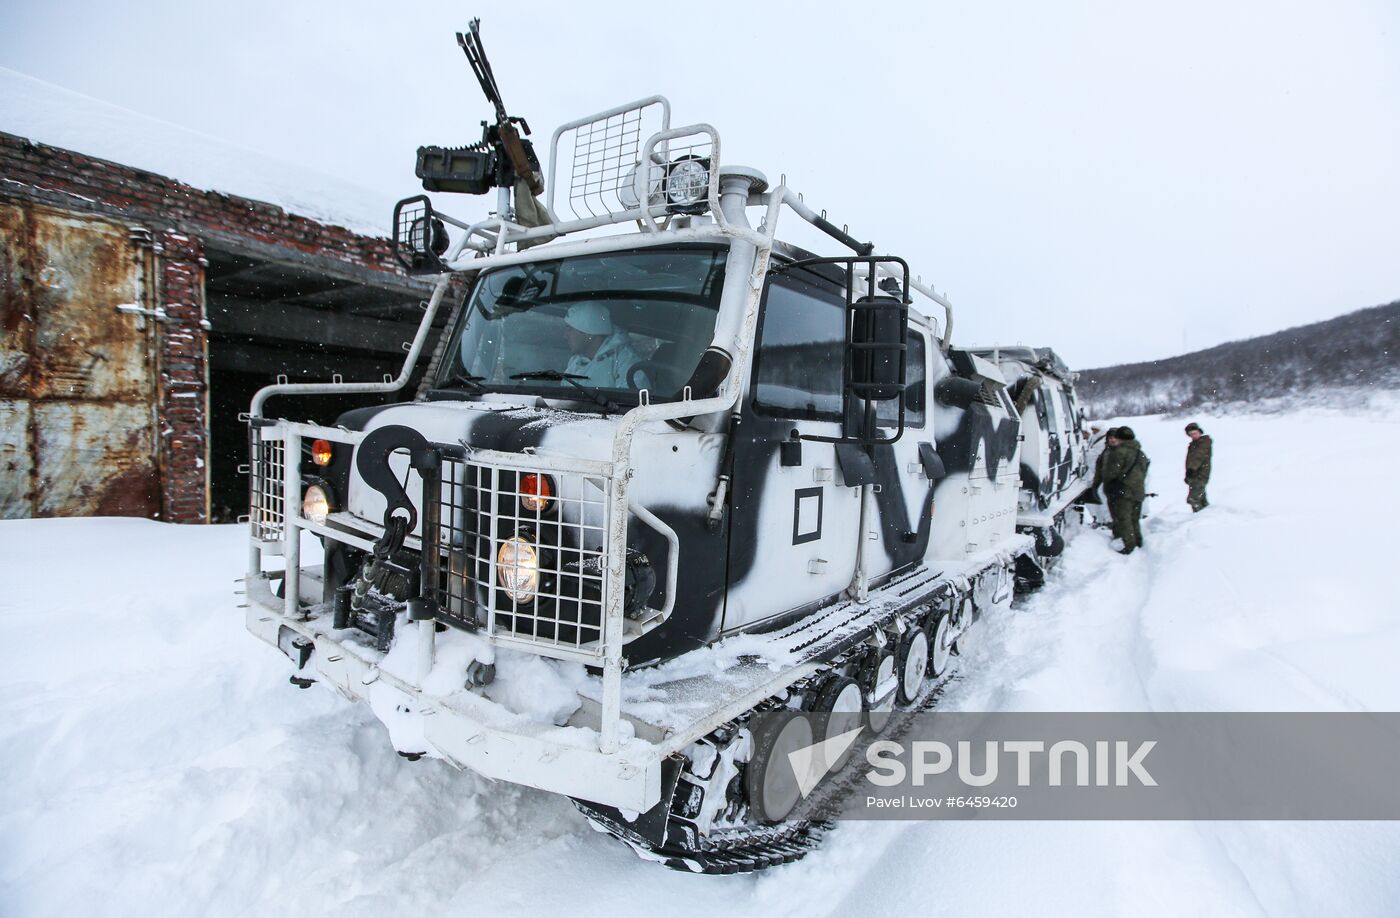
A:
[156, 231, 208, 523]
[0, 134, 401, 272]
[0, 132, 414, 523]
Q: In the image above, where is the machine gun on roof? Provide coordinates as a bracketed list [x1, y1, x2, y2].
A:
[458, 19, 543, 196]
[414, 18, 543, 198]
[395, 19, 551, 273]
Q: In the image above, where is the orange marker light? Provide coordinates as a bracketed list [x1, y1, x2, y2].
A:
[520, 473, 554, 512]
[311, 439, 334, 466]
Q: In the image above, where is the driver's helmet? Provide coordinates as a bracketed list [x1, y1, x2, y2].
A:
[564, 302, 613, 336]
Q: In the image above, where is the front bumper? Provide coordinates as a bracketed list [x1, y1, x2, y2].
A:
[245, 575, 664, 812]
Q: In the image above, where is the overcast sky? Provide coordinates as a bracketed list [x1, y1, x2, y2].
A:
[2, 0, 1397, 368]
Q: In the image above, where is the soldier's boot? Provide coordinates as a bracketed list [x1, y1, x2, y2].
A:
[1128, 500, 1144, 551]
[1109, 499, 1141, 555]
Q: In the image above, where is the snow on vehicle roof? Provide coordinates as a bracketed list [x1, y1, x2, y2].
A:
[0, 66, 393, 238]
[967, 345, 1072, 379]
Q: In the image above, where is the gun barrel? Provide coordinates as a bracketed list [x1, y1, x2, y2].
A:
[458, 19, 508, 123]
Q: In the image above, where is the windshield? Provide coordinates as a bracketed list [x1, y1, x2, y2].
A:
[436, 245, 728, 404]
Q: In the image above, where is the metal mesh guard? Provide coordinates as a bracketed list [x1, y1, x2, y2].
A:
[392, 196, 444, 274]
[555, 99, 667, 221]
[438, 455, 613, 657]
[643, 133, 714, 214]
[250, 431, 285, 543]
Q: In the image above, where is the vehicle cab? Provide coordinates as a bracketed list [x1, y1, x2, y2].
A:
[243, 95, 1031, 836]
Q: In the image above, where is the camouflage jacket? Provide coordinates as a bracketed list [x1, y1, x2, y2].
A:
[1185, 435, 1212, 482]
[1101, 438, 1149, 501]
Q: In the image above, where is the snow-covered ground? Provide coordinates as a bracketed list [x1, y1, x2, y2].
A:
[3, 408, 1399, 917]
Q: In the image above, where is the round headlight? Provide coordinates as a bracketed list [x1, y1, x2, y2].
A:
[408, 216, 429, 251]
[519, 473, 554, 513]
[311, 438, 333, 466]
[496, 535, 540, 604]
[619, 161, 642, 209]
[665, 157, 709, 207]
[408, 215, 448, 256]
[302, 483, 332, 525]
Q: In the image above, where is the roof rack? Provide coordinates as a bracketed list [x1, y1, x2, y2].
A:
[255, 95, 960, 418]
[967, 345, 1072, 380]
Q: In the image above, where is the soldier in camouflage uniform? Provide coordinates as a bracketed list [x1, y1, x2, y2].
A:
[1184, 422, 1212, 511]
[1101, 426, 1150, 554]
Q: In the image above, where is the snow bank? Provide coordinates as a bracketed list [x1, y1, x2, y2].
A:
[0, 67, 394, 237]
[3, 407, 1399, 916]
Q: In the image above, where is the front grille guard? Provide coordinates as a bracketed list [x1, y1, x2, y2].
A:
[247, 420, 652, 751]
[437, 452, 614, 659]
[246, 424, 286, 546]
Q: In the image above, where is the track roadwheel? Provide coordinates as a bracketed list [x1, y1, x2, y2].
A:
[809, 675, 865, 772]
[952, 623, 973, 657]
[927, 611, 953, 678]
[896, 627, 929, 706]
[863, 649, 897, 733]
[745, 714, 814, 824]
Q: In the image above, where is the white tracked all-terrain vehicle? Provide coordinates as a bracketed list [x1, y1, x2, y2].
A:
[967, 346, 1093, 590]
[243, 23, 1092, 872]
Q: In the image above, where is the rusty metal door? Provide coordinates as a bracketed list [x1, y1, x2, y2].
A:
[0, 202, 160, 518]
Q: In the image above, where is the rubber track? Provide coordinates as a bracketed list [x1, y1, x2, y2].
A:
[579, 674, 960, 874]
[580, 518, 1070, 873]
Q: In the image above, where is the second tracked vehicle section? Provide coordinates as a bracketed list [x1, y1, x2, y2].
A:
[968, 345, 1091, 588]
[242, 26, 1091, 871]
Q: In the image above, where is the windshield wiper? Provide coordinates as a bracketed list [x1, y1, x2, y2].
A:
[426, 372, 486, 400]
[510, 369, 623, 415]
[445, 372, 486, 392]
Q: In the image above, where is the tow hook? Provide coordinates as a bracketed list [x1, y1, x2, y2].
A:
[466, 660, 496, 687]
[278, 628, 315, 686]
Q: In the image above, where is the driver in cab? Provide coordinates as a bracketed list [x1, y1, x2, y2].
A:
[563, 302, 650, 390]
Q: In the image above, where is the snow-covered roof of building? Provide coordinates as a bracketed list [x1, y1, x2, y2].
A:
[0, 66, 393, 238]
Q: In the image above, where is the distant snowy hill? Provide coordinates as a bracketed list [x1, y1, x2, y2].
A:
[1078, 300, 1400, 417]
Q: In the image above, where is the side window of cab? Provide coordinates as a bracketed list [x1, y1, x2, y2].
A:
[753, 275, 846, 420]
[877, 329, 926, 428]
[754, 274, 929, 428]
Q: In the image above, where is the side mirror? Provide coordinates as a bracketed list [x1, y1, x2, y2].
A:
[849, 295, 906, 402]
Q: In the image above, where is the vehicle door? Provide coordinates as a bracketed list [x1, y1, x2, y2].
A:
[723, 267, 863, 632]
[1037, 384, 1065, 499]
[1057, 386, 1082, 489]
[863, 326, 938, 578]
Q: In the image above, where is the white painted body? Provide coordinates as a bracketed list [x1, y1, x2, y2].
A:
[243, 95, 1049, 826]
